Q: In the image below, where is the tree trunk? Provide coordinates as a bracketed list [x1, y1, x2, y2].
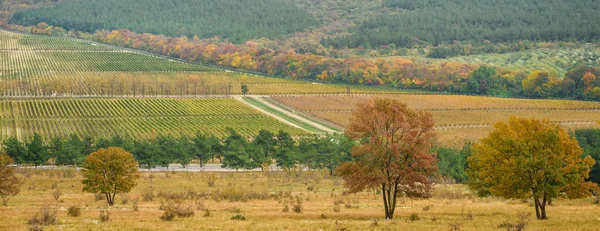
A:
[105, 193, 113, 206]
[534, 197, 548, 220]
[540, 197, 548, 220]
[382, 184, 395, 219]
[382, 185, 390, 219]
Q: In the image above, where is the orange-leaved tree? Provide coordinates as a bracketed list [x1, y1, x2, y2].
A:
[467, 117, 597, 220]
[0, 153, 21, 206]
[82, 147, 140, 206]
[337, 98, 438, 219]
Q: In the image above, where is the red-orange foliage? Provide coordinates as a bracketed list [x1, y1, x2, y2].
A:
[337, 98, 438, 219]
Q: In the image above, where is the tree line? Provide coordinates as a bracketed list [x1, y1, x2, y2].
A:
[328, 0, 600, 50]
[7, 24, 600, 100]
[9, 0, 317, 44]
[1, 129, 353, 174]
[4, 127, 600, 185]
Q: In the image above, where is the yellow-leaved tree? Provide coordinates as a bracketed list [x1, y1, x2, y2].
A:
[467, 117, 597, 220]
[82, 147, 140, 206]
[0, 153, 21, 206]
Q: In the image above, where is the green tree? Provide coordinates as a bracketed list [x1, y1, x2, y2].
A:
[434, 143, 471, 183]
[192, 132, 214, 167]
[274, 130, 298, 170]
[82, 147, 140, 206]
[132, 139, 157, 169]
[175, 134, 194, 167]
[2, 137, 26, 165]
[0, 153, 22, 206]
[574, 129, 600, 184]
[56, 134, 85, 166]
[252, 129, 276, 167]
[467, 117, 597, 220]
[241, 83, 248, 96]
[222, 128, 250, 170]
[26, 133, 49, 167]
[337, 98, 438, 220]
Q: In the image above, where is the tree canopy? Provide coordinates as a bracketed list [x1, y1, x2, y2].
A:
[330, 0, 600, 49]
[337, 98, 438, 219]
[10, 0, 317, 43]
[82, 147, 140, 206]
[467, 117, 597, 220]
[0, 153, 21, 206]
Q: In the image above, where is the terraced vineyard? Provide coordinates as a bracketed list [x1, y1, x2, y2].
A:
[273, 95, 600, 145]
[0, 98, 304, 140]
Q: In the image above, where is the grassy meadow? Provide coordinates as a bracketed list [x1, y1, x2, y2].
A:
[1, 169, 599, 231]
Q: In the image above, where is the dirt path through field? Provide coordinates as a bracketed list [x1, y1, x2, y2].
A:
[234, 95, 338, 133]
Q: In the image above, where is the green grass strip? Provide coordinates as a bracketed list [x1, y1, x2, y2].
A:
[242, 97, 324, 133]
[262, 97, 342, 132]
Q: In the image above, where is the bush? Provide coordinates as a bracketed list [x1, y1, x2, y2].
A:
[409, 213, 420, 221]
[207, 174, 217, 187]
[423, 205, 433, 211]
[99, 209, 110, 222]
[282, 204, 289, 212]
[121, 194, 129, 204]
[292, 196, 302, 213]
[160, 207, 176, 221]
[67, 205, 81, 217]
[231, 214, 246, 220]
[160, 201, 195, 220]
[52, 190, 61, 201]
[29, 205, 57, 226]
[141, 190, 154, 202]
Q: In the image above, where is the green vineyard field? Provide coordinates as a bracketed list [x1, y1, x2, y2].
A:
[0, 30, 401, 97]
[0, 98, 304, 140]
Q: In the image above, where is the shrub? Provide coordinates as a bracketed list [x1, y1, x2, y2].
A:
[282, 204, 289, 212]
[231, 214, 246, 220]
[29, 205, 57, 226]
[142, 190, 154, 202]
[121, 194, 129, 204]
[409, 213, 420, 221]
[207, 174, 217, 187]
[160, 207, 176, 221]
[203, 208, 211, 217]
[498, 212, 531, 231]
[67, 205, 81, 217]
[160, 201, 195, 220]
[423, 205, 433, 211]
[292, 196, 302, 213]
[99, 209, 110, 222]
[52, 190, 61, 201]
[132, 198, 139, 211]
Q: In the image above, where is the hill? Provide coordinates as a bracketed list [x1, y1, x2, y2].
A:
[328, 0, 600, 49]
[9, 0, 317, 43]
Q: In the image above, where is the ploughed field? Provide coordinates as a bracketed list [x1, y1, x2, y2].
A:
[273, 95, 600, 146]
[1, 170, 599, 231]
[0, 98, 304, 141]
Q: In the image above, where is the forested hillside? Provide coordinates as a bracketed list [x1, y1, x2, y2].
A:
[328, 0, 600, 49]
[9, 0, 317, 43]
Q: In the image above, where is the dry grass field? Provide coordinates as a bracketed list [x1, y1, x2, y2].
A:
[273, 95, 600, 146]
[1, 169, 599, 231]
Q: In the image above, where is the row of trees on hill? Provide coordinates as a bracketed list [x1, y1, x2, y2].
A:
[9, 0, 317, 43]
[5, 22, 600, 100]
[329, 0, 600, 49]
